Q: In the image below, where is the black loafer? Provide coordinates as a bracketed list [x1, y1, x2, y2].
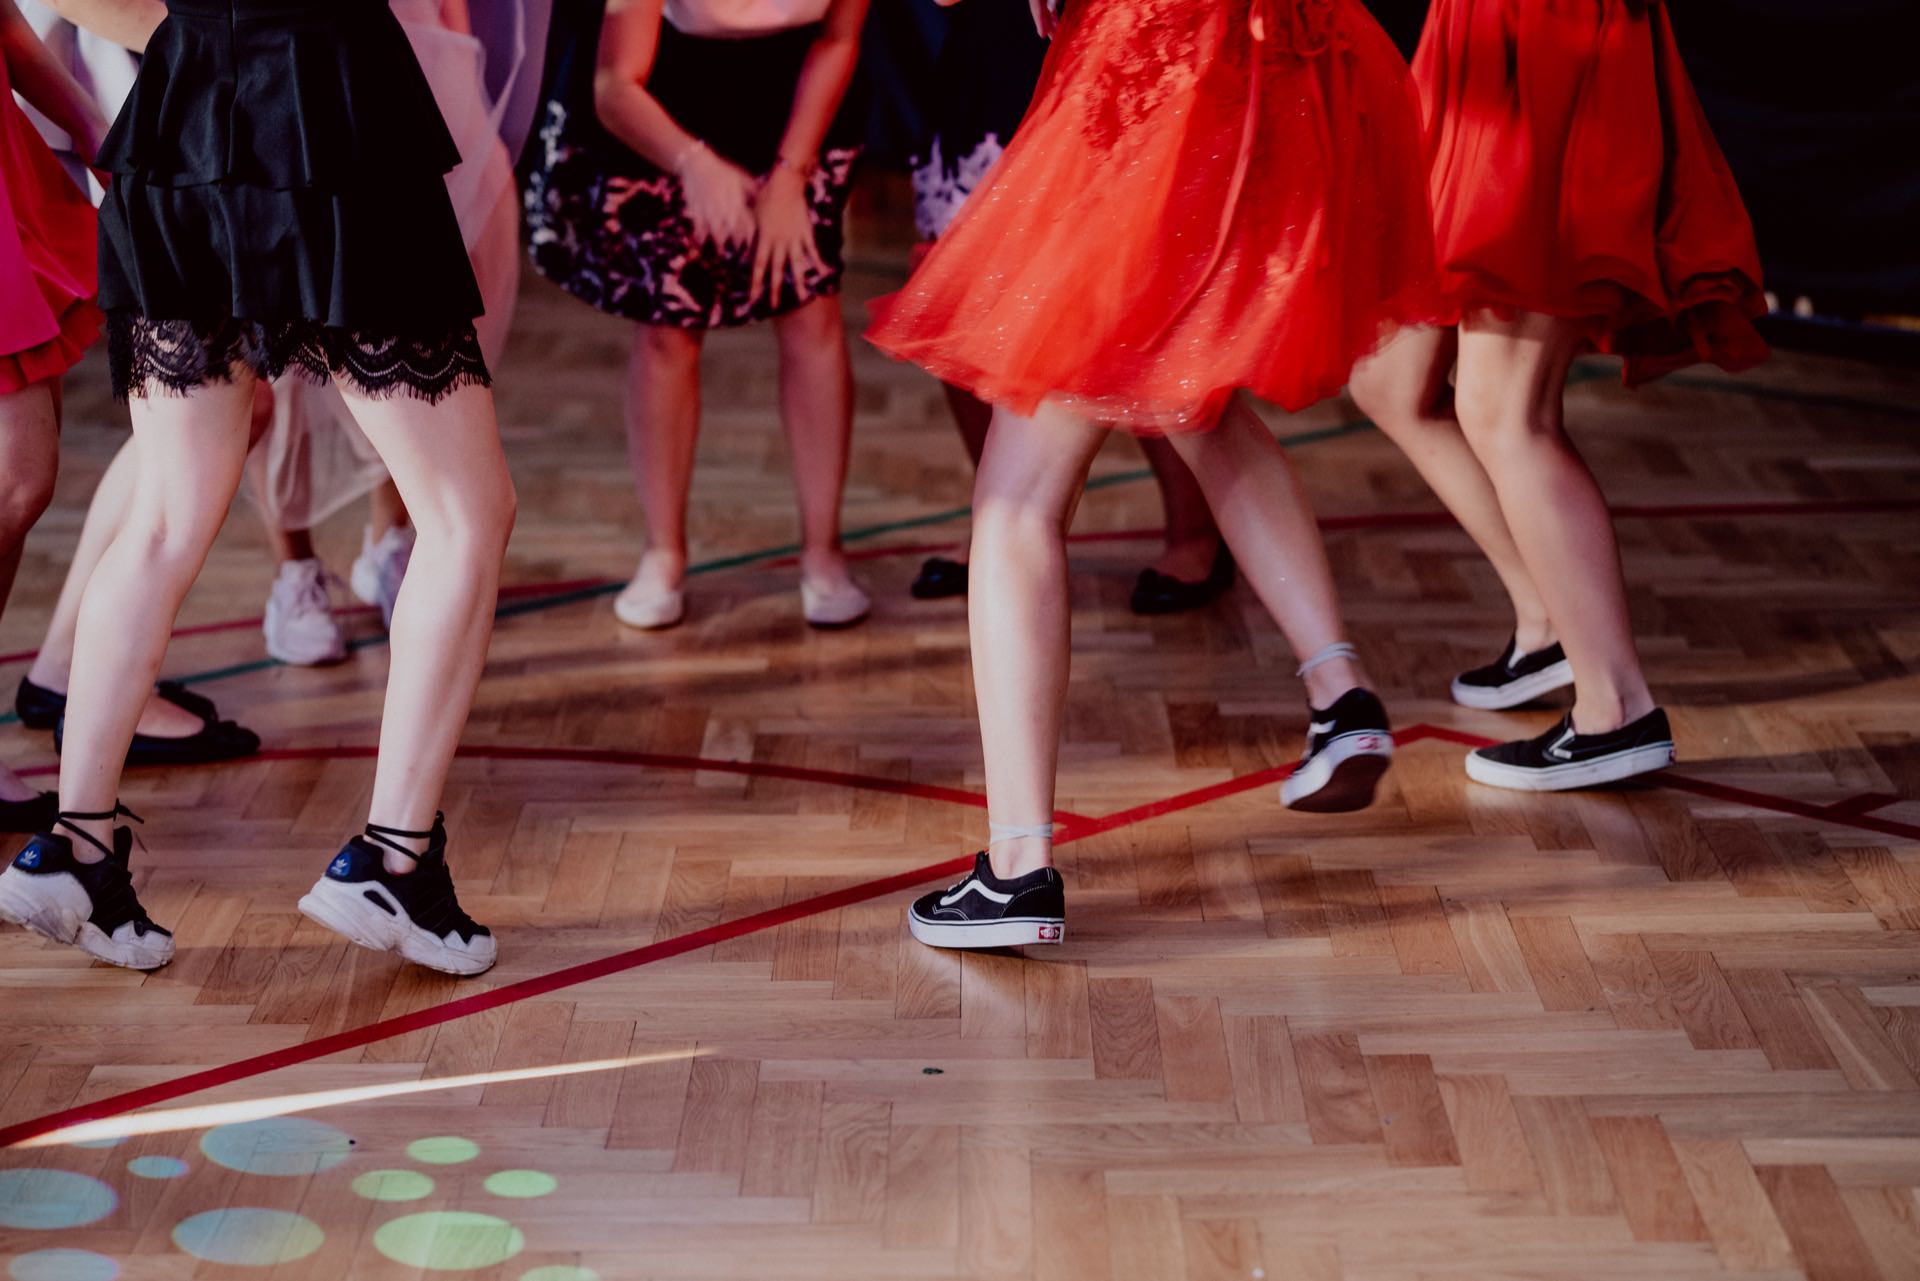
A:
[910, 556, 969, 600]
[55, 712, 261, 768]
[1130, 544, 1235, 616]
[0, 792, 57, 834]
[15, 677, 220, 731]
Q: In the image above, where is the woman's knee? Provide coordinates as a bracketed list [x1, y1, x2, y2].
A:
[0, 456, 57, 545]
[774, 296, 846, 351]
[632, 323, 703, 369]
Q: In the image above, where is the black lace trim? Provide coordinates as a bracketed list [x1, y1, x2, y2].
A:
[109, 314, 490, 405]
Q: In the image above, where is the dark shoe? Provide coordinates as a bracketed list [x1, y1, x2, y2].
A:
[297, 813, 497, 975]
[1451, 637, 1574, 710]
[0, 792, 58, 834]
[55, 711, 261, 768]
[18, 676, 222, 732]
[1129, 544, 1235, 616]
[1466, 708, 1674, 792]
[0, 806, 174, 970]
[909, 556, 969, 600]
[907, 851, 1066, 949]
[1280, 688, 1394, 812]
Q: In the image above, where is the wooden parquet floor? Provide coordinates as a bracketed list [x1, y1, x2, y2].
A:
[2, 228, 1919, 1279]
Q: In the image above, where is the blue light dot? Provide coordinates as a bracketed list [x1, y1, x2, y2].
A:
[0, 1169, 118, 1230]
[200, 1117, 353, 1176]
[9, 1249, 119, 1281]
[127, 1155, 189, 1180]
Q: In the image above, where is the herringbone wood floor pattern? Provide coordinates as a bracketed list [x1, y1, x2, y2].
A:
[2, 214, 1918, 1278]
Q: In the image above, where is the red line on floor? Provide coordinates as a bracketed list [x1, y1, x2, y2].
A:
[2, 721, 1912, 1148]
[1824, 792, 1902, 818]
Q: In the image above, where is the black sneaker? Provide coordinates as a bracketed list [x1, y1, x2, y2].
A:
[1450, 637, 1574, 710]
[909, 557, 968, 600]
[907, 852, 1065, 949]
[1280, 688, 1394, 812]
[0, 809, 174, 970]
[1466, 708, 1675, 791]
[297, 814, 496, 975]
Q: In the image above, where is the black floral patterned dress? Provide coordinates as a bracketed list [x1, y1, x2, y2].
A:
[523, 0, 867, 330]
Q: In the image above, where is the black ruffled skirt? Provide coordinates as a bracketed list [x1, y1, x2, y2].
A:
[97, 0, 489, 401]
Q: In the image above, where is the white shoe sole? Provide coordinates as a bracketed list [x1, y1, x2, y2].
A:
[298, 876, 497, 976]
[0, 870, 173, 969]
[907, 913, 1064, 950]
[1465, 741, 1675, 792]
[1281, 731, 1394, 812]
[613, 588, 686, 631]
[0, 868, 88, 944]
[1450, 659, 1575, 710]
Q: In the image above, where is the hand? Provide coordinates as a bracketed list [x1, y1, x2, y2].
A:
[749, 164, 825, 308]
[675, 141, 757, 250]
[1028, 0, 1059, 38]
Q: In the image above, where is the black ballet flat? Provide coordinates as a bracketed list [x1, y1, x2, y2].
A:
[54, 711, 261, 769]
[910, 556, 969, 600]
[14, 677, 220, 732]
[0, 792, 57, 834]
[1129, 544, 1236, 616]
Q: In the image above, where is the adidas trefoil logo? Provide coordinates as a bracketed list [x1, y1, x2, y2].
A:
[328, 855, 352, 878]
[17, 848, 40, 869]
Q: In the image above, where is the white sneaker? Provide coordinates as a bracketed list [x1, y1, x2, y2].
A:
[264, 558, 347, 666]
[350, 525, 416, 630]
[801, 577, 872, 629]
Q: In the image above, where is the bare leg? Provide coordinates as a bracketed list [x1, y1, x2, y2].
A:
[266, 525, 318, 565]
[1138, 434, 1221, 580]
[623, 323, 704, 598]
[1454, 311, 1654, 733]
[59, 379, 258, 858]
[772, 296, 859, 593]
[1350, 325, 1554, 651]
[1164, 399, 1372, 707]
[336, 382, 514, 871]
[0, 382, 60, 804]
[968, 401, 1110, 879]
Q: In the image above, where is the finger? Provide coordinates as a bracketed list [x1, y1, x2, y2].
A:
[802, 228, 827, 279]
[750, 231, 772, 304]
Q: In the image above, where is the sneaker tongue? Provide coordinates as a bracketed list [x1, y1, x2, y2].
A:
[109, 826, 135, 867]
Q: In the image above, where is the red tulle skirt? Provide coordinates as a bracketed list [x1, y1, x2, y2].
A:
[866, 0, 1438, 430]
[0, 63, 101, 395]
[1416, 0, 1768, 384]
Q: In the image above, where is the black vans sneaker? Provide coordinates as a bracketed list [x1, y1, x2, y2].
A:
[907, 852, 1066, 949]
[0, 808, 174, 970]
[297, 814, 496, 976]
[1451, 637, 1575, 710]
[1281, 688, 1394, 812]
[1466, 708, 1674, 791]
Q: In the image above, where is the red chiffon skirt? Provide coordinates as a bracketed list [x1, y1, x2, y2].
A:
[1416, 0, 1768, 384]
[866, 0, 1438, 431]
[0, 63, 101, 395]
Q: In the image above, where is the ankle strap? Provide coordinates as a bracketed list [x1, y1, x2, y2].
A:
[1296, 641, 1359, 679]
[364, 813, 444, 861]
[57, 803, 141, 859]
[989, 821, 1054, 846]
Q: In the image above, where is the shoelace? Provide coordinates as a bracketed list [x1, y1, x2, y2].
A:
[55, 804, 160, 932]
[364, 814, 482, 938]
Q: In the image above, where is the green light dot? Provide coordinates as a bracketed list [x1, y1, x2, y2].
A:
[172, 1208, 324, 1265]
[406, 1136, 480, 1166]
[374, 1211, 525, 1271]
[521, 1268, 600, 1281]
[127, 1156, 188, 1180]
[9, 1249, 119, 1281]
[484, 1170, 557, 1199]
[352, 1169, 436, 1202]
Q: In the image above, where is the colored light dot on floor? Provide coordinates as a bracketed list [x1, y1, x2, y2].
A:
[67, 1138, 124, 1150]
[171, 1208, 325, 1266]
[127, 1156, 189, 1180]
[373, 1211, 525, 1271]
[0, 1170, 118, 1230]
[484, 1170, 557, 1199]
[406, 1136, 480, 1166]
[8, 1249, 119, 1281]
[200, 1117, 353, 1177]
[520, 1267, 600, 1281]
[352, 1169, 436, 1202]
